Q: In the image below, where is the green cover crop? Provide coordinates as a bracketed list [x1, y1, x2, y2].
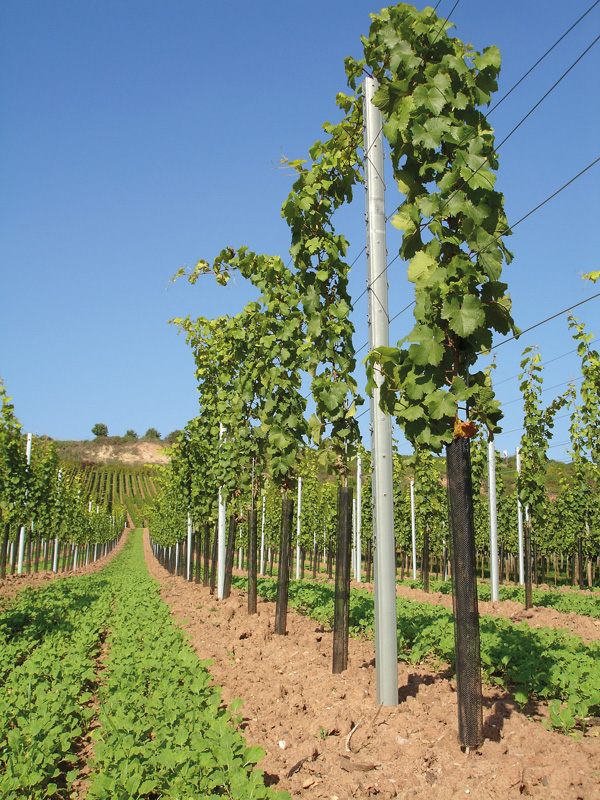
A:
[87, 533, 287, 800]
[0, 533, 289, 799]
[0, 580, 112, 798]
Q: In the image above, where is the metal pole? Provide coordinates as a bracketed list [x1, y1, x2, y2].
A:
[53, 469, 61, 573]
[524, 504, 532, 606]
[352, 496, 357, 579]
[410, 478, 417, 579]
[17, 433, 33, 574]
[364, 76, 398, 706]
[516, 446, 524, 585]
[356, 454, 362, 583]
[488, 436, 499, 602]
[260, 493, 266, 575]
[187, 510, 193, 581]
[295, 477, 302, 580]
[217, 423, 227, 599]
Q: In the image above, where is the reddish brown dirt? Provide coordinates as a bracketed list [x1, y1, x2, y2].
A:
[143, 533, 600, 800]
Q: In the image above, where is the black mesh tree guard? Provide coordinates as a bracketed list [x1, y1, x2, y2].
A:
[203, 523, 211, 587]
[43, 535, 50, 571]
[333, 486, 353, 674]
[194, 528, 202, 583]
[248, 508, 258, 615]
[0, 524, 8, 580]
[209, 522, 218, 594]
[524, 523, 532, 610]
[446, 436, 483, 749]
[178, 541, 185, 577]
[274, 495, 293, 635]
[223, 515, 236, 599]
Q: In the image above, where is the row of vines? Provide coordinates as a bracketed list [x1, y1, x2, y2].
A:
[145, 2, 599, 747]
[0, 382, 128, 577]
[61, 462, 159, 528]
[149, 416, 599, 596]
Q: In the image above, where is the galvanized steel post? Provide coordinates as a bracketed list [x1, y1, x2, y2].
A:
[364, 76, 398, 707]
[516, 446, 524, 585]
[217, 423, 227, 599]
[488, 436, 499, 601]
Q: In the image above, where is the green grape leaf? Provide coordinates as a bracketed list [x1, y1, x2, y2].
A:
[441, 294, 485, 337]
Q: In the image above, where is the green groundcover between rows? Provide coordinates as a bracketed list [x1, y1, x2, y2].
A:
[0, 531, 289, 800]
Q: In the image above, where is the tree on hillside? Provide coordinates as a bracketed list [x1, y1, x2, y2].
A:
[143, 428, 161, 440]
[91, 423, 108, 438]
[164, 430, 182, 444]
[124, 430, 139, 440]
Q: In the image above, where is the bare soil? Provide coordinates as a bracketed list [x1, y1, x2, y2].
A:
[92, 441, 170, 465]
[142, 532, 600, 800]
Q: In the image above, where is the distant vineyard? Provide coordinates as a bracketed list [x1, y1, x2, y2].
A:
[60, 462, 160, 527]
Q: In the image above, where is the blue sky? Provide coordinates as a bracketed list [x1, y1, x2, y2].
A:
[1, 0, 599, 462]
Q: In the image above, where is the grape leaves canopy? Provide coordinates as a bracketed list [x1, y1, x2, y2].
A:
[516, 346, 568, 605]
[177, 4, 516, 457]
[360, 4, 517, 449]
[564, 309, 600, 579]
[172, 3, 518, 741]
[1, 378, 126, 577]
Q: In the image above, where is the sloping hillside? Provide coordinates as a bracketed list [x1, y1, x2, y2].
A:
[54, 437, 171, 466]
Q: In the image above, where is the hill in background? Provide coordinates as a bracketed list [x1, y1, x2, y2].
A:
[54, 437, 171, 466]
[51, 437, 575, 496]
